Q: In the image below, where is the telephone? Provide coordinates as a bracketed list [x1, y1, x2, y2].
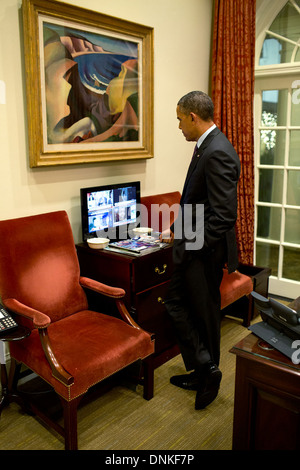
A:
[0, 305, 18, 335]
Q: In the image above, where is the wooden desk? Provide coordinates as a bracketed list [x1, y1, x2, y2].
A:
[230, 333, 300, 450]
[76, 243, 179, 370]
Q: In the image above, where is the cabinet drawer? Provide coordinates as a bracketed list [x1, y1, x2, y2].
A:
[133, 248, 173, 292]
[135, 282, 176, 354]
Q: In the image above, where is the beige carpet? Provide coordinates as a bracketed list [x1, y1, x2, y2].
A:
[0, 316, 252, 451]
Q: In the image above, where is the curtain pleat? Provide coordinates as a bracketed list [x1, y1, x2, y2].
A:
[211, 0, 256, 265]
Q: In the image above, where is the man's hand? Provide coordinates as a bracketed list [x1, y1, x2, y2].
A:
[159, 229, 174, 244]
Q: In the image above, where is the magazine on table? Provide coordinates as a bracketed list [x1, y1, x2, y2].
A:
[105, 233, 169, 255]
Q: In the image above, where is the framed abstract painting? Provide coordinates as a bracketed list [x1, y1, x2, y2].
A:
[22, 0, 154, 167]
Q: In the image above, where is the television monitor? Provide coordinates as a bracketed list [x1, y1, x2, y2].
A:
[80, 181, 141, 242]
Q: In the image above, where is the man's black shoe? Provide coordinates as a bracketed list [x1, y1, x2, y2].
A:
[195, 363, 222, 409]
[170, 371, 202, 390]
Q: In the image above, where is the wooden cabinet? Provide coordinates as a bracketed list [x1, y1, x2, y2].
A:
[230, 333, 300, 450]
[76, 243, 179, 368]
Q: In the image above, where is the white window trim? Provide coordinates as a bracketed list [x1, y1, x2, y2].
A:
[255, 0, 300, 298]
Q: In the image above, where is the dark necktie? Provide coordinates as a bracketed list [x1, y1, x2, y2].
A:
[182, 144, 199, 200]
[192, 144, 198, 160]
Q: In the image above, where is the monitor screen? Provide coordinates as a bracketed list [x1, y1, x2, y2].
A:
[80, 181, 141, 242]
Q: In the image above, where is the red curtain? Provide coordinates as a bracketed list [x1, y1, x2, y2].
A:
[211, 0, 256, 265]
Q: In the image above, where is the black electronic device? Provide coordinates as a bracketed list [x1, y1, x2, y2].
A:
[80, 181, 141, 242]
[0, 305, 18, 335]
[250, 291, 300, 339]
[249, 291, 300, 361]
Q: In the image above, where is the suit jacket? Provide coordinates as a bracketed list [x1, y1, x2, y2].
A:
[172, 127, 241, 273]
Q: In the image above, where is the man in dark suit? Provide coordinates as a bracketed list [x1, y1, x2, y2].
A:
[161, 91, 240, 409]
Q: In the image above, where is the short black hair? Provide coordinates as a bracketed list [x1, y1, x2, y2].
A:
[177, 91, 214, 122]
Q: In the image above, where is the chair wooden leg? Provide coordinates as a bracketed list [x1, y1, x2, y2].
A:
[60, 397, 79, 450]
[142, 357, 154, 401]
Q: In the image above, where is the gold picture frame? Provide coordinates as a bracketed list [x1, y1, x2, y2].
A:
[22, 0, 154, 167]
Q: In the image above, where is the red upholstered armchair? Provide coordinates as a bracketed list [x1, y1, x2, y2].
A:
[141, 191, 181, 233]
[0, 211, 154, 450]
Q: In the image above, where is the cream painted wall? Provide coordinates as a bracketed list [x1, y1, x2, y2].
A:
[0, 0, 213, 243]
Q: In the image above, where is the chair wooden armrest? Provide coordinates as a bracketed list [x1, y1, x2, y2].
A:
[3, 299, 73, 386]
[115, 299, 143, 330]
[4, 298, 51, 328]
[79, 276, 125, 298]
[80, 276, 147, 331]
[39, 328, 74, 386]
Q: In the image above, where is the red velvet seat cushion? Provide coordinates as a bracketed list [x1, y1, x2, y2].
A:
[9, 310, 154, 400]
[220, 269, 253, 309]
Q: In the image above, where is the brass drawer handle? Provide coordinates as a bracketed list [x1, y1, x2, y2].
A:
[155, 264, 167, 275]
[157, 297, 165, 304]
